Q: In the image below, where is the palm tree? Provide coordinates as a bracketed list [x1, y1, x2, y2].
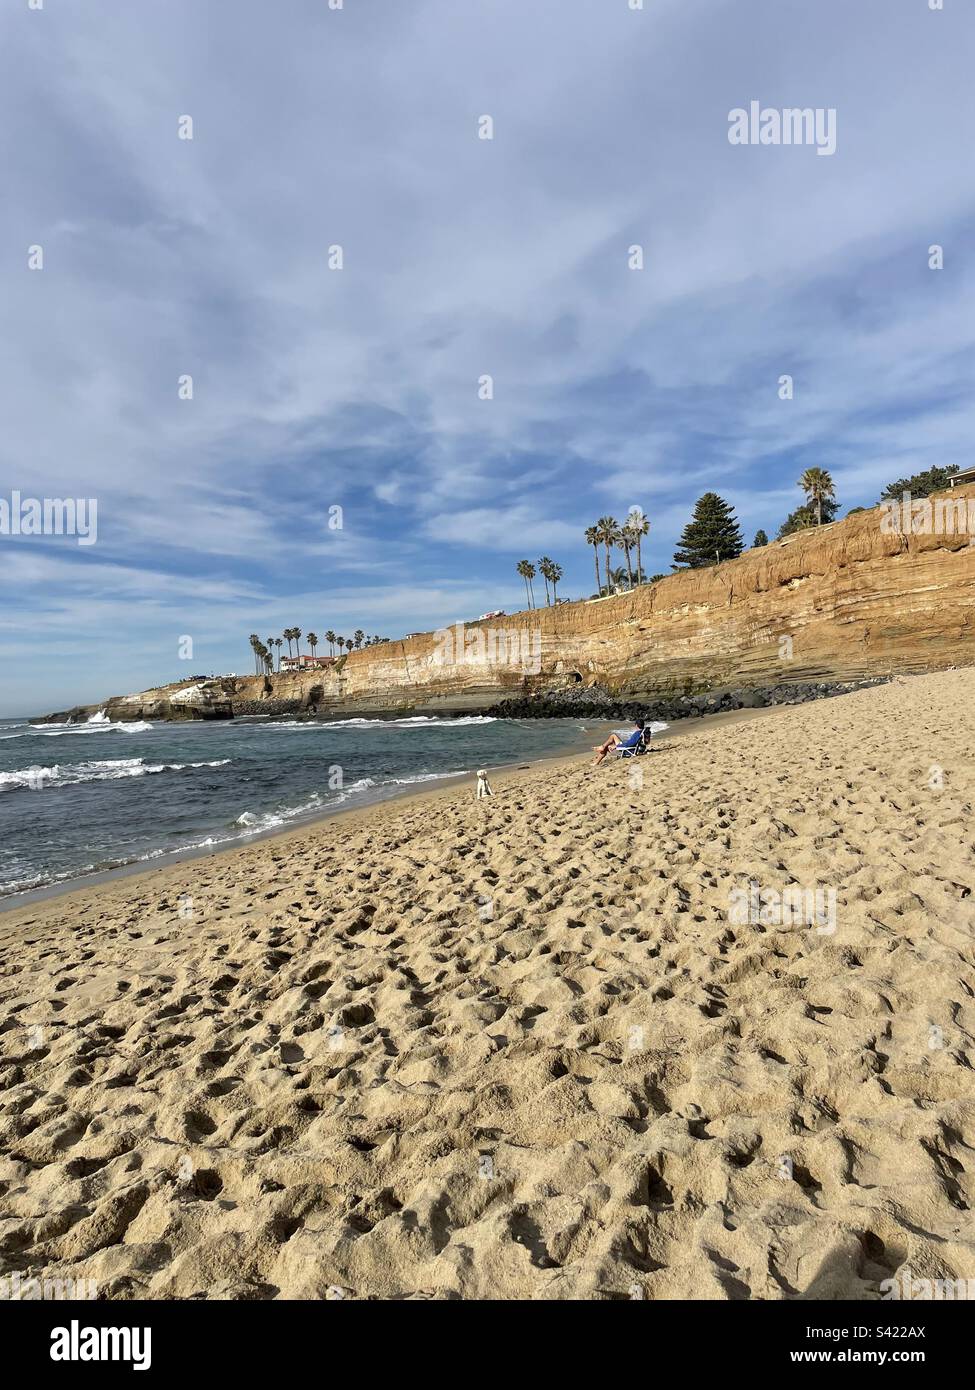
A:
[585, 525, 602, 595]
[538, 556, 554, 606]
[292, 627, 302, 658]
[617, 526, 634, 588]
[516, 560, 536, 610]
[353, 629, 364, 649]
[626, 509, 650, 584]
[248, 634, 261, 675]
[799, 468, 836, 526]
[345, 638, 354, 654]
[597, 516, 618, 594]
[549, 561, 563, 604]
[325, 630, 336, 656]
[307, 632, 318, 662]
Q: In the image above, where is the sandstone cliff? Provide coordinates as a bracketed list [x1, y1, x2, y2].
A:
[40, 489, 975, 720]
[234, 487, 975, 710]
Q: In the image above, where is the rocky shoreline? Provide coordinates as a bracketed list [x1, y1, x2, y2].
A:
[485, 676, 892, 724]
[236, 678, 890, 724]
[38, 675, 898, 727]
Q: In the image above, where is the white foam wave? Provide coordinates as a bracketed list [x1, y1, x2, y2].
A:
[271, 714, 498, 729]
[0, 757, 229, 791]
[18, 718, 154, 738]
[390, 769, 470, 785]
[235, 788, 325, 832]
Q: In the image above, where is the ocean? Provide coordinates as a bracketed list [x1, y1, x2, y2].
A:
[0, 712, 594, 901]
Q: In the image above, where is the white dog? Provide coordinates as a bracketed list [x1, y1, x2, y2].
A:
[476, 768, 494, 799]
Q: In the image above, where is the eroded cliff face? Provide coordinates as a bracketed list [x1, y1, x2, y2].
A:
[228, 491, 975, 711]
[42, 490, 975, 721]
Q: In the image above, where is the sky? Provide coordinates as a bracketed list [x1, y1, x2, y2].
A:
[0, 0, 972, 716]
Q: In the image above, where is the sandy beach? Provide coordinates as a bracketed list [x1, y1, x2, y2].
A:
[1, 669, 973, 1300]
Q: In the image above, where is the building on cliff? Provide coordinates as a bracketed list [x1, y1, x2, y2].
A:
[280, 655, 336, 672]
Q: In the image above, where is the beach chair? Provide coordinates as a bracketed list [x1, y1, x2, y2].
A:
[614, 727, 652, 758]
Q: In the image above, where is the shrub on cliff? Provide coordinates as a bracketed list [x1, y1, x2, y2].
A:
[672, 493, 744, 569]
[777, 498, 838, 537]
[880, 464, 959, 500]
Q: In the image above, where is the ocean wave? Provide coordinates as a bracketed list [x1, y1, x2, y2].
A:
[235, 789, 325, 832]
[390, 769, 470, 785]
[0, 757, 229, 791]
[16, 719, 154, 739]
[270, 714, 498, 729]
[229, 769, 465, 837]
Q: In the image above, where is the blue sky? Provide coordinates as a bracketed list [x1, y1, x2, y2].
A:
[1, 0, 973, 715]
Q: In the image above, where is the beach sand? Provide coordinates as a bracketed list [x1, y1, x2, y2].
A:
[1, 669, 973, 1300]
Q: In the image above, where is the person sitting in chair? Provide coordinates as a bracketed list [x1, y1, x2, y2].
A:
[592, 719, 646, 766]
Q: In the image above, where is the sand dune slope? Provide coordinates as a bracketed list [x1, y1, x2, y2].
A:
[1, 670, 974, 1300]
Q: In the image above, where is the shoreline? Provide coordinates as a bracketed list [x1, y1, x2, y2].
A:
[0, 726, 600, 917]
[0, 705, 774, 921]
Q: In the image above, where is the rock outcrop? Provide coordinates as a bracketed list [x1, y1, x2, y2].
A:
[39, 679, 235, 724]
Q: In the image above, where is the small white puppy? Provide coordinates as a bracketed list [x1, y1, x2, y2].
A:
[476, 768, 493, 799]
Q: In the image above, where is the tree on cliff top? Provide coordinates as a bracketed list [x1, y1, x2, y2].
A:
[880, 464, 959, 500]
[798, 468, 836, 526]
[596, 516, 619, 591]
[538, 556, 555, 605]
[585, 526, 602, 595]
[625, 508, 650, 584]
[753, 529, 769, 548]
[672, 493, 744, 569]
[777, 497, 838, 537]
[516, 560, 536, 609]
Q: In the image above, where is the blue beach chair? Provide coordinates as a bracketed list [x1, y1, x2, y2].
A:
[614, 726, 651, 758]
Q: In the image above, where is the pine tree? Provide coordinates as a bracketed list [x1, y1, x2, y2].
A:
[672, 493, 744, 569]
[753, 529, 769, 548]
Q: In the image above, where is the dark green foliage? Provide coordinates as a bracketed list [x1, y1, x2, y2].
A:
[777, 497, 838, 538]
[672, 493, 744, 569]
[880, 465, 959, 500]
